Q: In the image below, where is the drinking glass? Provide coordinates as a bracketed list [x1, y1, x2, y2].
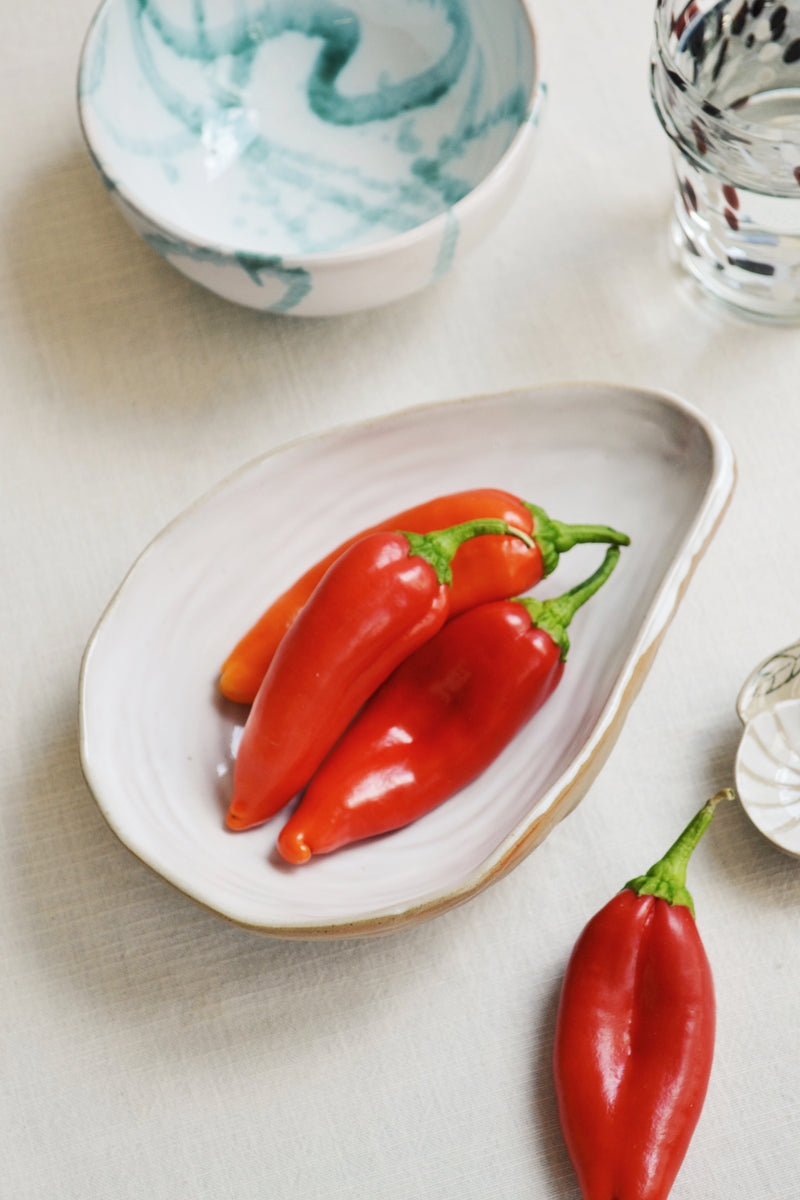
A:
[651, 0, 800, 318]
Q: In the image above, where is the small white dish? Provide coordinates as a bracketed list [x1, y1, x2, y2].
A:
[76, 0, 544, 315]
[735, 700, 800, 859]
[736, 638, 800, 857]
[79, 383, 735, 937]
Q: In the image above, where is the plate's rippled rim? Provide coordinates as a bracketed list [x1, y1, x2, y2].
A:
[79, 384, 736, 937]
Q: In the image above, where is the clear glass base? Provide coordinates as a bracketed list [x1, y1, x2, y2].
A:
[670, 152, 800, 321]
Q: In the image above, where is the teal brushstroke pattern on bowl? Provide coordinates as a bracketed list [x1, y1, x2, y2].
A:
[78, 0, 543, 314]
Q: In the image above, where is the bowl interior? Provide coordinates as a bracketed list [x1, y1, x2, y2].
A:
[79, 0, 537, 257]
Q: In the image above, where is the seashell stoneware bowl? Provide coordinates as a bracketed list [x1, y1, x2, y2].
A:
[77, 0, 544, 316]
[735, 639, 800, 858]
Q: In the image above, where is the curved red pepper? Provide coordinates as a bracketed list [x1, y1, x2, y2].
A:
[225, 518, 533, 832]
[553, 790, 733, 1200]
[276, 546, 621, 864]
[219, 488, 630, 704]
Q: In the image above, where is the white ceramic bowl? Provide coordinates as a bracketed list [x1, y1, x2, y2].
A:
[77, 0, 544, 316]
[79, 384, 735, 937]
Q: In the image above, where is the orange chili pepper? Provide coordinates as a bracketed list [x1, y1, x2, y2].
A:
[219, 488, 630, 704]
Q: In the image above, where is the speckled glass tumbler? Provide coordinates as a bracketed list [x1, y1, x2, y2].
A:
[651, 0, 800, 318]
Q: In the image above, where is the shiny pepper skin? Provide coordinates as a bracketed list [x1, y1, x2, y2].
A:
[553, 791, 732, 1200]
[225, 519, 531, 832]
[277, 547, 621, 864]
[218, 488, 630, 705]
[276, 603, 563, 864]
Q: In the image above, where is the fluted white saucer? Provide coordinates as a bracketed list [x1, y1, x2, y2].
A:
[736, 640, 800, 857]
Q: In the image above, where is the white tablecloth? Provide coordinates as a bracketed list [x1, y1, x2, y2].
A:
[3, 1, 799, 1196]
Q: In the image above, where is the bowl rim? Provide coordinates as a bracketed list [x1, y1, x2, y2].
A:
[651, 0, 800, 152]
[76, 0, 543, 268]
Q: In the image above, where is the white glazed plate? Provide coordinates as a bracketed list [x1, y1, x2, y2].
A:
[79, 384, 735, 936]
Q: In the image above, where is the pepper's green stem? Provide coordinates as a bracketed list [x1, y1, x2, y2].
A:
[526, 503, 631, 577]
[402, 520, 535, 586]
[515, 544, 621, 660]
[625, 789, 735, 918]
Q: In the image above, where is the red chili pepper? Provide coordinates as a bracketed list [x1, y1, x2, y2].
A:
[276, 546, 621, 864]
[219, 488, 630, 704]
[225, 518, 534, 832]
[553, 789, 733, 1200]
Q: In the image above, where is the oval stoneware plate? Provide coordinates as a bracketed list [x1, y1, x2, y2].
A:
[79, 383, 735, 937]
